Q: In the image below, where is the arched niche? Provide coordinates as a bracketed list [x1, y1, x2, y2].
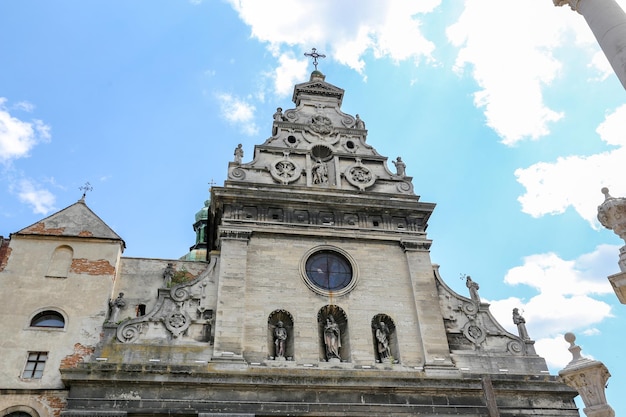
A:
[1, 405, 40, 417]
[46, 245, 73, 278]
[268, 310, 294, 360]
[371, 313, 400, 364]
[317, 305, 350, 362]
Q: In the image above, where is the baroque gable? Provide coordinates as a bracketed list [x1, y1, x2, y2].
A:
[227, 71, 414, 195]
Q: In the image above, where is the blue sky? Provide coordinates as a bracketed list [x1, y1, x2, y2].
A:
[1, 0, 625, 413]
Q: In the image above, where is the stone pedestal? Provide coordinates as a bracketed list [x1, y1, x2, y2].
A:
[558, 333, 614, 417]
[608, 271, 626, 304]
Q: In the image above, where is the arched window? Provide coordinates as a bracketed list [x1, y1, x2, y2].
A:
[46, 245, 73, 278]
[1, 405, 39, 417]
[30, 310, 65, 329]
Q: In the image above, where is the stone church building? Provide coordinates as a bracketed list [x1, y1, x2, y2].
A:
[0, 70, 581, 416]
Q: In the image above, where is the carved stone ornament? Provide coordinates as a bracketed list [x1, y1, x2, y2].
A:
[345, 159, 376, 191]
[597, 187, 626, 272]
[396, 181, 413, 194]
[270, 159, 301, 184]
[164, 311, 191, 338]
[507, 340, 525, 355]
[597, 188, 626, 242]
[116, 259, 217, 343]
[229, 167, 246, 180]
[559, 333, 615, 417]
[308, 114, 334, 136]
[462, 321, 486, 346]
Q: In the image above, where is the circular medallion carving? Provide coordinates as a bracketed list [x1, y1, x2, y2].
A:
[309, 114, 333, 135]
[168, 313, 187, 328]
[270, 159, 301, 184]
[462, 321, 486, 345]
[345, 163, 376, 191]
[164, 311, 190, 338]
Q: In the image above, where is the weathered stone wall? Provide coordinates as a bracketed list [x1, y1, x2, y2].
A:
[0, 235, 121, 390]
[237, 233, 428, 366]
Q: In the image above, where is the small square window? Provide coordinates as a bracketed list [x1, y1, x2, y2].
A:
[22, 352, 47, 379]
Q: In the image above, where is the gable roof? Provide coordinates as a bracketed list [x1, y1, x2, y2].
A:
[15, 198, 124, 244]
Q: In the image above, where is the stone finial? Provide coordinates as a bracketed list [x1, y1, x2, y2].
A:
[597, 187, 626, 273]
[559, 333, 614, 417]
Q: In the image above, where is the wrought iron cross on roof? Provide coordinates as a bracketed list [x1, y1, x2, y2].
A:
[79, 182, 93, 199]
[304, 48, 326, 71]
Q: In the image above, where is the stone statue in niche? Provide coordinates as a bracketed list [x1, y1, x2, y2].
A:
[234, 143, 244, 164]
[273, 321, 288, 359]
[163, 262, 175, 287]
[324, 315, 341, 361]
[512, 308, 530, 340]
[375, 321, 391, 362]
[312, 158, 328, 184]
[273, 107, 285, 121]
[355, 114, 365, 129]
[465, 276, 480, 304]
[392, 156, 406, 177]
[108, 292, 126, 323]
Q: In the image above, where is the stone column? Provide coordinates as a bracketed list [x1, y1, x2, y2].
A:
[212, 228, 251, 359]
[401, 240, 455, 374]
[559, 333, 614, 417]
[596, 187, 626, 303]
[554, 0, 626, 89]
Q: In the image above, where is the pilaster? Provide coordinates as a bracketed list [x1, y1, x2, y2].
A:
[400, 240, 456, 374]
[212, 228, 252, 358]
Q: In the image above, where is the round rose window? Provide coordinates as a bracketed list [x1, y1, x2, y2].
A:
[301, 246, 358, 296]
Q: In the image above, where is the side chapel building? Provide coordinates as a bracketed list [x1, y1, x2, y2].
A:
[0, 69, 581, 416]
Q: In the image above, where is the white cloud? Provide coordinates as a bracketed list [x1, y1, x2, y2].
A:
[215, 93, 259, 136]
[0, 98, 51, 164]
[516, 104, 626, 226]
[273, 52, 309, 97]
[226, 0, 439, 75]
[14, 179, 57, 215]
[446, 0, 573, 145]
[14, 101, 35, 112]
[487, 245, 615, 370]
[535, 335, 573, 369]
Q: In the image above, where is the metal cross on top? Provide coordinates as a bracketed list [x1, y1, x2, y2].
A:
[79, 182, 93, 199]
[304, 48, 326, 71]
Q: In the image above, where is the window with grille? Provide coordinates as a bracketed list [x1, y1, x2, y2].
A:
[22, 352, 48, 379]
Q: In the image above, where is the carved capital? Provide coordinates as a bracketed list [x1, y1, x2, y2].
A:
[553, 0, 581, 12]
[219, 229, 252, 241]
[400, 240, 431, 252]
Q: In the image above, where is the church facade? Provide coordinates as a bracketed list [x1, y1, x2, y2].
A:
[0, 71, 580, 416]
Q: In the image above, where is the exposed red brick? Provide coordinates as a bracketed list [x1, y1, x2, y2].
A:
[21, 222, 66, 235]
[70, 258, 116, 276]
[37, 393, 67, 417]
[60, 343, 95, 369]
[78, 230, 94, 237]
[0, 238, 10, 272]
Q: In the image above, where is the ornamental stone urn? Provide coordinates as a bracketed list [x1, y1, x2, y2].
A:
[597, 187, 626, 303]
